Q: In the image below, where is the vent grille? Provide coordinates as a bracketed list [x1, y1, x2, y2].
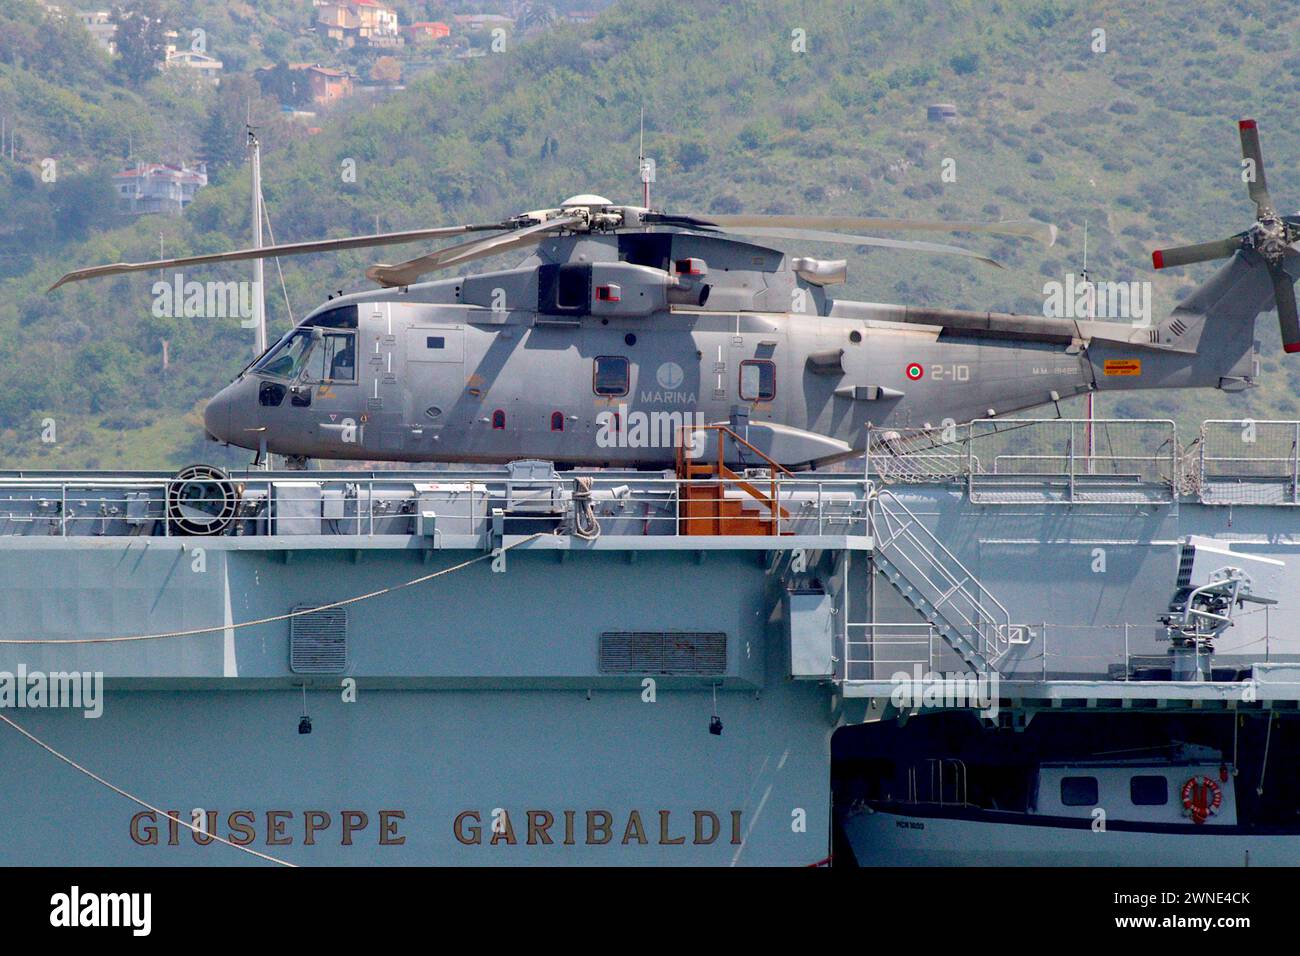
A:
[599, 632, 726, 675]
[289, 605, 348, 674]
[1177, 545, 1195, 588]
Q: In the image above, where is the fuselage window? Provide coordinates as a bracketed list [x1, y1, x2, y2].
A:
[550, 411, 565, 432]
[1130, 775, 1169, 806]
[1060, 776, 1099, 807]
[739, 359, 776, 402]
[492, 409, 506, 430]
[259, 382, 286, 407]
[593, 356, 630, 396]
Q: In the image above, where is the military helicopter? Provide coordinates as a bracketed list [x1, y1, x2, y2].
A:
[50, 120, 1299, 471]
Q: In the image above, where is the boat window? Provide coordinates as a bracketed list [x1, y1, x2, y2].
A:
[1130, 775, 1169, 806]
[593, 356, 629, 396]
[739, 359, 776, 402]
[1060, 776, 1098, 806]
[254, 328, 315, 380]
[304, 331, 356, 383]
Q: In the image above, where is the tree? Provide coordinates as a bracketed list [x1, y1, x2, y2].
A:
[50, 169, 117, 241]
[370, 56, 401, 84]
[112, 2, 168, 84]
[201, 75, 270, 180]
[521, 4, 558, 33]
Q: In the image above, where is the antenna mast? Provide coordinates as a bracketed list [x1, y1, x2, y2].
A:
[247, 125, 267, 357]
[1080, 219, 1096, 471]
[638, 107, 650, 208]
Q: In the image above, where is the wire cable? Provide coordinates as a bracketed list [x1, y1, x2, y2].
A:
[0, 711, 295, 866]
[0, 533, 543, 645]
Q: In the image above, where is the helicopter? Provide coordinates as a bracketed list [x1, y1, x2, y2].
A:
[50, 119, 1300, 471]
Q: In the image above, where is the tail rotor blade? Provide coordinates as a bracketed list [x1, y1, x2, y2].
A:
[1272, 264, 1300, 353]
[1152, 235, 1244, 269]
[1239, 119, 1275, 218]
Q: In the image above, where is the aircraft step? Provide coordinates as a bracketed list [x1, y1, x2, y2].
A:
[678, 482, 789, 536]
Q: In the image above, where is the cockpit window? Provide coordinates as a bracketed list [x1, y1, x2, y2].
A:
[306, 331, 356, 383]
[255, 329, 315, 379]
[254, 325, 357, 383]
[308, 305, 358, 329]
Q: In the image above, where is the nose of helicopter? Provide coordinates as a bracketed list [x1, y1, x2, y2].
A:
[203, 383, 235, 444]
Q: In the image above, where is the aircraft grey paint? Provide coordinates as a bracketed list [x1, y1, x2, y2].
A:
[50, 122, 1299, 471]
[199, 225, 1288, 470]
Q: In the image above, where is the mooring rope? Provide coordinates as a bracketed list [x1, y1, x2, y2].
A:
[0, 533, 543, 645]
[0, 711, 296, 866]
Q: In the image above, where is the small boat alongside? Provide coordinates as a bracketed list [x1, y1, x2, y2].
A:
[844, 743, 1296, 866]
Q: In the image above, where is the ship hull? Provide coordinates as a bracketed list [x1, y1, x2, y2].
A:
[844, 808, 1292, 867]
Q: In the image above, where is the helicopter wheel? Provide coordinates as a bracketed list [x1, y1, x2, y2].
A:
[167, 464, 241, 536]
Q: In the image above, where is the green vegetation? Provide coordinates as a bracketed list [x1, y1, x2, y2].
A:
[1, 0, 1299, 468]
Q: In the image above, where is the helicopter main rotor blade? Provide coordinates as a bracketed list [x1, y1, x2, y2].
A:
[46, 223, 512, 293]
[666, 213, 1057, 246]
[1271, 260, 1300, 353]
[1151, 235, 1246, 269]
[719, 226, 1004, 268]
[367, 216, 583, 287]
[1239, 119, 1275, 218]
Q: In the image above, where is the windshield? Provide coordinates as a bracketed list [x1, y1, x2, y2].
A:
[254, 328, 315, 379]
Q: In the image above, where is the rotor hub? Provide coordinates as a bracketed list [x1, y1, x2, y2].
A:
[1249, 217, 1293, 263]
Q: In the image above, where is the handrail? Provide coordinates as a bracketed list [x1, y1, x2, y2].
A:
[0, 473, 873, 539]
[869, 487, 1015, 663]
[675, 424, 794, 529]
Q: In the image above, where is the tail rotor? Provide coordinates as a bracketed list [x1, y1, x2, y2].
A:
[1152, 119, 1300, 351]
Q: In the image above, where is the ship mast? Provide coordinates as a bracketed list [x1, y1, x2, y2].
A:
[638, 107, 650, 208]
[247, 126, 267, 357]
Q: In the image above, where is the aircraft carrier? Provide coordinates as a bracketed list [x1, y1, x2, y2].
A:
[3, 414, 1300, 865]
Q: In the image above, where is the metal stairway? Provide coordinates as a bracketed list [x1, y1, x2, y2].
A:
[868, 488, 1028, 672]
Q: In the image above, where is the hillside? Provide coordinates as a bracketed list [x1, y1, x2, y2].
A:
[3, 0, 1300, 469]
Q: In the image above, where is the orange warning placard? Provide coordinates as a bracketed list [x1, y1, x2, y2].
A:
[1104, 359, 1142, 376]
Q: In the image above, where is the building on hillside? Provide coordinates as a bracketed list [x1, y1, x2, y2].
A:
[316, 1, 403, 49]
[452, 13, 515, 32]
[74, 9, 117, 54]
[113, 162, 208, 216]
[927, 103, 959, 123]
[256, 63, 356, 107]
[567, 10, 599, 24]
[404, 21, 451, 44]
[163, 49, 224, 84]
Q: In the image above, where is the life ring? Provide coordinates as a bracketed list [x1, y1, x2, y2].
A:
[1181, 776, 1223, 824]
